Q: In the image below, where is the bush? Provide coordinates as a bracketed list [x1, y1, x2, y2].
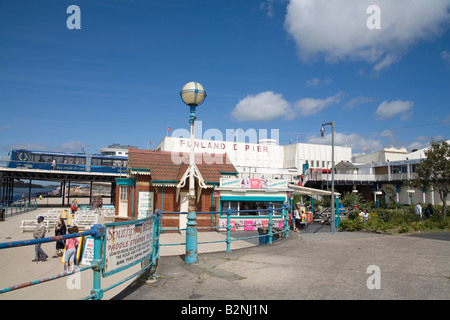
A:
[338, 206, 450, 234]
[398, 224, 410, 233]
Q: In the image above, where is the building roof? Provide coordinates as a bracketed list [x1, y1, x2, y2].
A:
[127, 148, 238, 184]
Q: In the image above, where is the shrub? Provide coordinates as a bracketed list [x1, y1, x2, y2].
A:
[398, 224, 410, 233]
[412, 221, 427, 231]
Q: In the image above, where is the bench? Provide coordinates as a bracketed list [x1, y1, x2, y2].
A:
[73, 213, 99, 230]
[20, 220, 50, 233]
[38, 210, 60, 228]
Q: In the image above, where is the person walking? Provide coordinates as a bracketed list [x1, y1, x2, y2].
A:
[32, 216, 48, 262]
[293, 206, 301, 232]
[425, 203, 433, 218]
[415, 202, 423, 220]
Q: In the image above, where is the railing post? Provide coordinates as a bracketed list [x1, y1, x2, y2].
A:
[283, 203, 289, 238]
[226, 208, 232, 252]
[284, 207, 289, 238]
[90, 224, 105, 300]
[268, 206, 273, 244]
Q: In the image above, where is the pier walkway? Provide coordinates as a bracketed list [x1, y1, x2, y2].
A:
[0, 207, 449, 300]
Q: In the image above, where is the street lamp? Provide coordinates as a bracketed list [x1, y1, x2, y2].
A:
[321, 121, 336, 233]
[180, 81, 207, 264]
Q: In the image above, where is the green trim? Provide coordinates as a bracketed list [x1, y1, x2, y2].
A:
[220, 196, 286, 202]
[220, 171, 239, 175]
[129, 168, 151, 172]
[116, 178, 135, 186]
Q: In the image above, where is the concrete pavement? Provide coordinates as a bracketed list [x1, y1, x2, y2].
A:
[1, 207, 449, 300]
[113, 230, 450, 300]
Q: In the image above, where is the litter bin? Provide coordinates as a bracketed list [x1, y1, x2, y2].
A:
[0, 208, 5, 222]
[257, 227, 285, 245]
[257, 227, 270, 245]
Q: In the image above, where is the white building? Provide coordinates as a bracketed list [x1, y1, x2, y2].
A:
[100, 144, 137, 157]
[155, 136, 352, 181]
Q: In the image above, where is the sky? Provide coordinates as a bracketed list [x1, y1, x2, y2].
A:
[1, 0, 449, 159]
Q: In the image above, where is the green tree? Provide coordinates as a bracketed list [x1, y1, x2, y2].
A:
[413, 140, 450, 218]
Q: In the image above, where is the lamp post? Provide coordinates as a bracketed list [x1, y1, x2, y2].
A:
[180, 81, 207, 264]
[321, 121, 336, 233]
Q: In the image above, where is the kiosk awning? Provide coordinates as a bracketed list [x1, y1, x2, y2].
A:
[289, 184, 341, 197]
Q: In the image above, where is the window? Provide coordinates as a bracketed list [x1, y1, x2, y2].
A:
[102, 159, 113, 167]
[120, 186, 128, 201]
[91, 158, 101, 166]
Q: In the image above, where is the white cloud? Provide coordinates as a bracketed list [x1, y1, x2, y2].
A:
[231, 91, 292, 121]
[441, 50, 450, 64]
[306, 77, 332, 87]
[344, 96, 375, 110]
[284, 0, 450, 71]
[294, 91, 344, 116]
[375, 100, 414, 120]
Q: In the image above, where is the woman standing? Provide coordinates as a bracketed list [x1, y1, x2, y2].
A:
[53, 218, 66, 258]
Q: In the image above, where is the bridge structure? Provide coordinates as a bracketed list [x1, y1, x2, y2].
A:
[0, 167, 125, 207]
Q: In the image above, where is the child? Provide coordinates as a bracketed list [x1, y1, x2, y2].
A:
[64, 227, 80, 273]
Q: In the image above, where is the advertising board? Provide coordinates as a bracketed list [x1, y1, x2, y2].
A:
[103, 218, 154, 277]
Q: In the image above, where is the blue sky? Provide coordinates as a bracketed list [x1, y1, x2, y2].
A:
[1, 0, 449, 159]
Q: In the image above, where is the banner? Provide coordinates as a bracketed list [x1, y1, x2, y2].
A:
[220, 177, 287, 189]
[103, 218, 154, 277]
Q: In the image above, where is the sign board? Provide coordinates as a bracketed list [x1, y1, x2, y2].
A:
[80, 237, 94, 266]
[220, 177, 288, 189]
[103, 218, 154, 277]
[138, 191, 154, 219]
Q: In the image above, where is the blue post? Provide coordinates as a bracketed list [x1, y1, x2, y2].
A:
[268, 206, 273, 244]
[90, 224, 105, 300]
[283, 202, 289, 237]
[185, 204, 198, 264]
[226, 208, 231, 252]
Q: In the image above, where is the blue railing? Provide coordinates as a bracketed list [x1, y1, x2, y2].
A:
[0, 207, 289, 299]
[0, 212, 162, 300]
[160, 206, 290, 252]
[0, 200, 38, 218]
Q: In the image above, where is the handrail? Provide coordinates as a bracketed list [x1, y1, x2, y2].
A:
[159, 206, 289, 252]
[0, 213, 162, 300]
[0, 207, 287, 299]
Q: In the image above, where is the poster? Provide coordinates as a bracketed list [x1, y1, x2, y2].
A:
[103, 219, 154, 277]
[138, 191, 154, 219]
[80, 237, 94, 266]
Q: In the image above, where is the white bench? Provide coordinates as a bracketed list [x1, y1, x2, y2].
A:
[73, 213, 99, 230]
[20, 220, 50, 233]
[38, 210, 60, 228]
[101, 208, 116, 223]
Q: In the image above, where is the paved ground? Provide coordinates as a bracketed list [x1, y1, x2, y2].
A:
[113, 230, 450, 301]
[1, 207, 449, 301]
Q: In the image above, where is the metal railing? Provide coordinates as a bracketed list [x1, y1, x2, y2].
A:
[0, 207, 289, 300]
[160, 207, 289, 252]
[0, 200, 38, 218]
[0, 213, 162, 300]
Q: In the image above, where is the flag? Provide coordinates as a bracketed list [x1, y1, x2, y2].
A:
[167, 127, 172, 132]
[148, 141, 151, 145]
